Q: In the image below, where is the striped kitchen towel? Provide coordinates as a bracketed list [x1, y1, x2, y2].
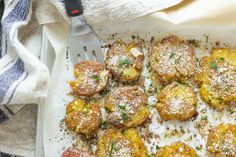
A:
[0, 0, 50, 123]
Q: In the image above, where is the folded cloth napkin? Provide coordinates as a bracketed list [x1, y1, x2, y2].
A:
[0, 0, 182, 156]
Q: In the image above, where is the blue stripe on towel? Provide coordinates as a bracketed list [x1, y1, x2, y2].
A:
[0, 152, 10, 157]
[0, 0, 3, 58]
[0, 58, 24, 104]
[2, 0, 31, 33]
[7, 71, 28, 104]
[0, 152, 16, 157]
[0, 28, 2, 59]
[0, 109, 8, 124]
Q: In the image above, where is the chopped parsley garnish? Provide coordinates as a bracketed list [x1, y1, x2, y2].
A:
[201, 115, 208, 120]
[204, 34, 209, 43]
[195, 146, 201, 151]
[100, 89, 110, 96]
[154, 87, 158, 93]
[118, 58, 131, 68]
[60, 118, 65, 123]
[146, 63, 150, 69]
[121, 112, 129, 120]
[118, 104, 128, 121]
[121, 129, 125, 135]
[92, 75, 100, 81]
[109, 139, 120, 157]
[156, 145, 161, 150]
[200, 108, 207, 113]
[219, 57, 225, 61]
[101, 121, 108, 129]
[218, 97, 224, 102]
[83, 106, 90, 113]
[155, 57, 159, 63]
[210, 61, 218, 70]
[118, 105, 126, 110]
[224, 148, 230, 152]
[177, 81, 189, 87]
[169, 52, 175, 59]
[131, 35, 136, 40]
[175, 56, 181, 64]
[104, 107, 110, 113]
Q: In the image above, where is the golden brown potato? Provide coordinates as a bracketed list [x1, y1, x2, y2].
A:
[156, 142, 199, 157]
[70, 60, 110, 96]
[150, 35, 196, 85]
[206, 123, 236, 157]
[195, 48, 236, 110]
[61, 148, 95, 157]
[105, 86, 150, 128]
[65, 98, 102, 135]
[96, 129, 148, 157]
[156, 82, 197, 122]
[105, 41, 144, 82]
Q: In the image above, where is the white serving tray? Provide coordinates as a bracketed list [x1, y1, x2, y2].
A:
[35, 27, 55, 157]
[41, 14, 236, 157]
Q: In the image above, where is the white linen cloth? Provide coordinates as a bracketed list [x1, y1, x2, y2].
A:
[0, 0, 182, 156]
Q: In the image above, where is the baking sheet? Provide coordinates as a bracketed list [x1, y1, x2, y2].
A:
[43, 15, 236, 157]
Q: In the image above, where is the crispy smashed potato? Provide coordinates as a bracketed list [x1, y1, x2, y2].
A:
[105, 86, 150, 128]
[156, 142, 199, 157]
[156, 82, 197, 122]
[206, 123, 236, 157]
[96, 129, 148, 157]
[150, 35, 196, 85]
[105, 41, 144, 82]
[65, 98, 101, 135]
[70, 60, 110, 96]
[195, 48, 236, 110]
[61, 148, 95, 157]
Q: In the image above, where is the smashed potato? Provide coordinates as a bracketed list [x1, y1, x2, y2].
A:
[61, 148, 95, 157]
[150, 35, 196, 85]
[156, 82, 197, 122]
[195, 48, 236, 110]
[206, 123, 236, 157]
[96, 129, 148, 157]
[105, 86, 150, 128]
[156, 142, 199, 157]
[105, 41, 144, 82]
[70, 60, 110, 96]
[65, 98, 101, 135]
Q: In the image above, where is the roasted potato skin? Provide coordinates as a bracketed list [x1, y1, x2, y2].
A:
[206, 123, 236, 157]
[96, 129, 148, 157]
[70, 60, 110, 96]
[105, 86, 150, 128]
[195, 48, 236, 110]
[105, 41, 144, 82]
[156, 82, 197, 122]
[61, 148, 95, 157]
[150, 36, 196, 85]
[65, 98, 102, 135]
[156, 142, 199, 157]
